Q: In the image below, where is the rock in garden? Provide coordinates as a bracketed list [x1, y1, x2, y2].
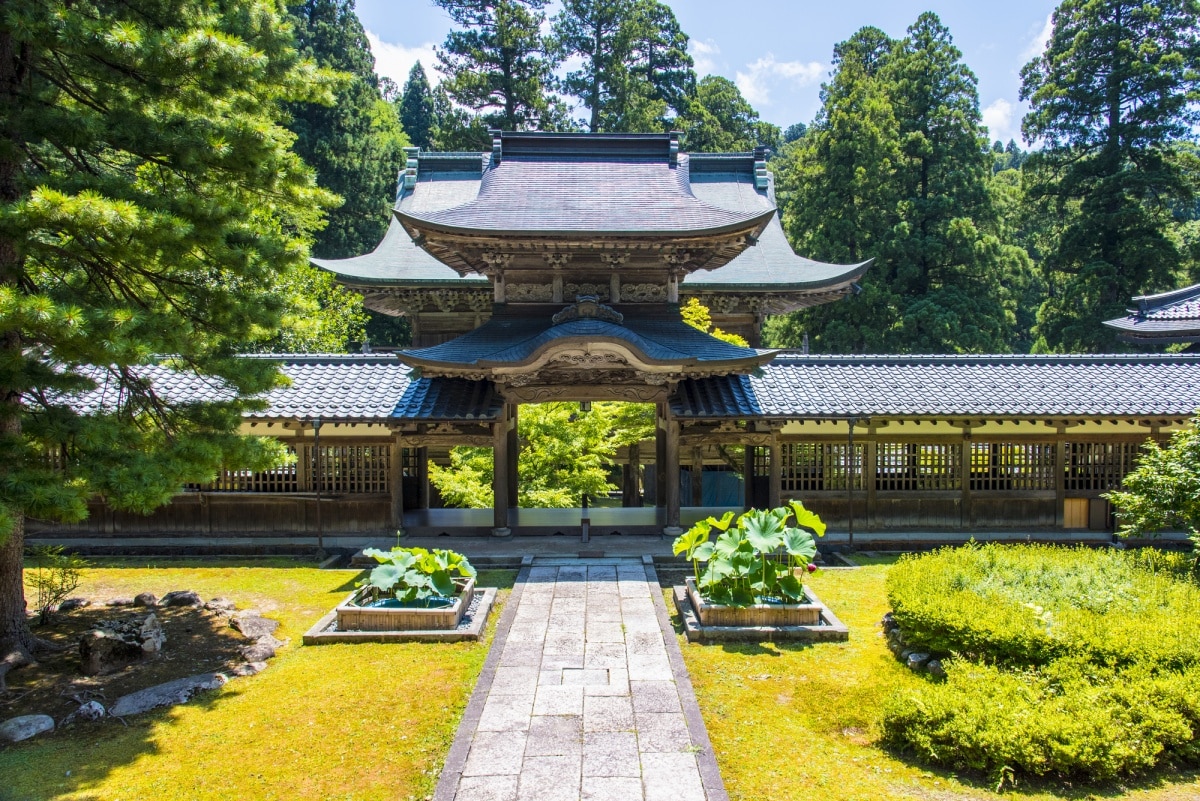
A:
[205, 597, 236, 613]
[0, 715, 54, 743]
[907, 652, 931, 671]
[926, 659, 946, 679]
[881, 612, 897, 631]
[79, 614, 165, 675]
[160, 590, 202, 607]
[62, 701, 106, 726]
[105, 597, 134, 607]
[109, 673, 228, 718]
[231, 612, 279, 640]
[240, 640, 276, 662]
[132, 592, 157, 608]
[58, 598, 90, 613]
[230, 662, 268, 677]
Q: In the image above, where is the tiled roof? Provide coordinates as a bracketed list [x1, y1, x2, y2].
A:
[63, 365, 235, 415]
[401, 309, 768, 371]
[672, 354, 1200, 419]
[1105, 284, 1200, 342]
[250, 356, 411, 419]
[392, 377, 504, 421]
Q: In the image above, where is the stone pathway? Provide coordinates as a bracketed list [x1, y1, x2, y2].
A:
[434, 557, 726, 801]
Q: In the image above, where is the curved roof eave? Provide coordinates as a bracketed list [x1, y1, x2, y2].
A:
[685, 258, 873, 292]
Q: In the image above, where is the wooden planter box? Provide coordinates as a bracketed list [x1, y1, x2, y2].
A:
[336, 577, 475, 632]
[685, 576, 821, 627]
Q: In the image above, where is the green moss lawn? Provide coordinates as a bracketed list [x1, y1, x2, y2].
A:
[676, 555, 1200, 801]
[2, 559, 515, 801]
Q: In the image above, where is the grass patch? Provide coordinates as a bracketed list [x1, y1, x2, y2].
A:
[1, 560, 516, 801]
[674, 562, 1200, 800]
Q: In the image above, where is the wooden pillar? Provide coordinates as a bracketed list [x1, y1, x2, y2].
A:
[417, 447, 429, 510]
[960, 429, 973, 529]
[664, 416, 681, 533]
[691, 445, 704, 507]
[390, 437, 405, 532]
[768, 440, 781, 509]
[655, 405, 667, 509]
[492, 417, 511, 536]
[865, 433, 877, 531]
[1055, 431, 1067, 528]
[623, 442, 641, 507]
[506, 404, 519, 508]
[743, 445, 755, 510]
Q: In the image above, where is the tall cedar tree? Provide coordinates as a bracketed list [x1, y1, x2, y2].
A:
[553, 0, 695, 132]
[770, 15, 1019, 353]
[0, 0, 335, 684]
[399, 62, 436, 150]
[1021, 0, 1200, 351]
[678, 75, 781, 153]
[287, 0, 408, 259]
[435, 0, 561, 132]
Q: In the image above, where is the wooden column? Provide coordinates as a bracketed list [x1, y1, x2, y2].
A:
[664, 416, 681, 533]
[1055, 431, 1067, 528]
[768, 440, 781, 509]
[655, 405, 667, 508]
[743, 445, 755, 510]
[390, 436, 405, 532]
[864, 433, 877, 531]
[417, 447, 430, 510]
[623, 443, 641, 507]
[960, 428, 973, 529]
[492, 416, 511, 536]
[506, 404, 519, 508]
[691, 446, 704, 507]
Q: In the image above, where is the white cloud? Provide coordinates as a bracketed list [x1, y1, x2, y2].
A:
[1021, 14, 1054, 63]
[734, 54, 823, 107]
[982, 98, 1018, 143]
[690, 39, 720, 78]
[366, 31, 440, 88]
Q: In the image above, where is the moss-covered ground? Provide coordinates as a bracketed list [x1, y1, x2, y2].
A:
[1, 559, 515, 801]
[675, 556, 1200, 801]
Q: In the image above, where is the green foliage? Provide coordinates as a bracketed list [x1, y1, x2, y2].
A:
[435, 0, 564, 132]
[884, 543, 1200, 784]
[1109, 416, 1200, 560]
[553, 0, 694, 133]
[882, 657, 1200, 785]
[680, 298, 748, 346]
[771, 16, 1021, 354]
[886, 543, 1200, 667]
[428, 402, 623, 508]
[23, 546, 89, 625]
[399, 61, 436, 150]
[287, 0, 409, 261]
[678, 76, 780, 153]
[1020, 0, 1200, 351]
[672, 504, 823, 605]
[358, 546, 477, 603]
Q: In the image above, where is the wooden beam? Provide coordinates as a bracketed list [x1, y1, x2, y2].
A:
[390, 437, 405, 532]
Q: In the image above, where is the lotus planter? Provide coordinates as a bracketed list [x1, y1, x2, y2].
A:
[335, 577, 475, 632]
[684, 576, 821, 626]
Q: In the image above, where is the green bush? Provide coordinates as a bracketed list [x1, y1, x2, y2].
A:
[886, 543, 1200, 668]
[882, 544, 1200, 784]
[883, 657, 1200, 785]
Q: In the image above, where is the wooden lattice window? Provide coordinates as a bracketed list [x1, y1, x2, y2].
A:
[400, 447, 419, 478]
[302, 443, 391, 494]
[875, 442, 961, 491]
[781, 443, 864, 492]
[199, 445, 300, 492]
[751, 445, 771, 476]
[1064, 441, 1142, 492]
[969, 442, 1056, 491]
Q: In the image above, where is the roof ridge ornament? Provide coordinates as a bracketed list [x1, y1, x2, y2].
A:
[490, 128, 502, 165]
[669, 131, 680, 165]
[400, 146, 419, 197]
[753, 146, 769, 189]
[551, 295, 624, 326]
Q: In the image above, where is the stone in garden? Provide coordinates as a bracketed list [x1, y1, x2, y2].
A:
[0, 715, 54, 743]
[139, 614, 166, 654]
[881, 612, 897, 630]
[160, 590, 202, 607]
[132, 592, 157, 608]
[240, 640, 276, 662]
[231, 612, 279, 640]
[900, 648, 914, 662]
[79, 614, 165, 675]
[926, 659, 946, 679]
[230, 661, 268, 677]
[109, 673, 228, 717]
[106, 597, 134, 607]
[62, 701, 106, 726]
[907, 652, 931, 671]
[58, 598, 90, 613]
[205, 597, 236, 613]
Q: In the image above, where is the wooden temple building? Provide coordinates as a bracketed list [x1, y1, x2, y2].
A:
[35, 132, 1200, 543]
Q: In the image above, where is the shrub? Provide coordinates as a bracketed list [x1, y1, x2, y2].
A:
[886, 543, 1200, 668]
[24, 545, 89, 625]
[882, 657, 1200, 786]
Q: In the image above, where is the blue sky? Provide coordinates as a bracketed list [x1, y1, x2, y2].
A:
[358, 1, 1059, 145]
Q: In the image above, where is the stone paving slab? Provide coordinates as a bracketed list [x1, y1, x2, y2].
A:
[434, 557, 727, 801]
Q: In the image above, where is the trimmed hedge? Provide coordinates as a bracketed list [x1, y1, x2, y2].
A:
[885, 543, 1200, 668]
[882, 544, 1200, 784]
